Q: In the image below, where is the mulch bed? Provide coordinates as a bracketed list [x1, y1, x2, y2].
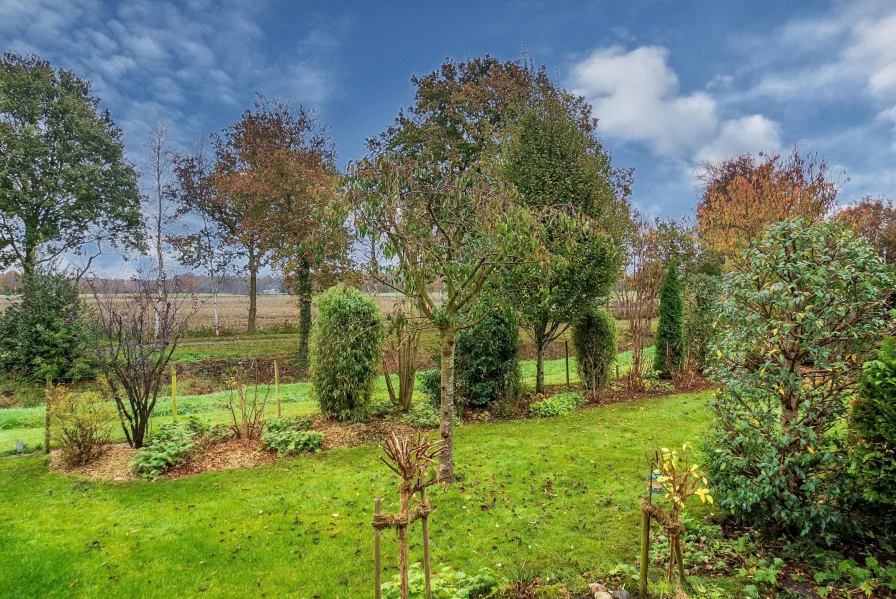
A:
[50, 443, 138, 481]
[167, 437, 276, 478]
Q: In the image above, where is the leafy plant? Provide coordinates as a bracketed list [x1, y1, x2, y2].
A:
[403, 401, 445, 429]
[654, 262, 684, 378]
[310, 284, 383, 422]
[528, 392, 584, 418]
[261, 428, 323, 457]
[380, 562, 499, 599]
[46, 386, 113, 467]
[455, 310, 519, 408]
[703, 219, 895, 539]
[572, 306, 617, 392]
[131, 421, 201, 479]
[682, 272, 722, 371]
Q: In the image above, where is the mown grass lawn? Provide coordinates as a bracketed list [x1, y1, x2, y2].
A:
[0, 390, 720, 599]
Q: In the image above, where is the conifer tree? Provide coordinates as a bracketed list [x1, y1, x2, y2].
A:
[654, 262, 684, 377]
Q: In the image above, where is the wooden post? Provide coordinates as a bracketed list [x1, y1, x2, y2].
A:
[374, 498, 382, 599]
[44, 378, 51, 454]
[564, 340, 570, 387]
[616, 363, 620, 380]
[274, 360, 281, 418]
[674, 535, 686, 586]
[421, 488, 432, 599]
[171, 365, 178, 421]
[639, 508, 650, 597]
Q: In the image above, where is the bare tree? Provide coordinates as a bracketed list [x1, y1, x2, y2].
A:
[89, 272, 198, 448]
[144, 123, 174, 337]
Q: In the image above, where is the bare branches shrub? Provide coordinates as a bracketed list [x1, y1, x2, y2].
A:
[46, 385, 113, 466]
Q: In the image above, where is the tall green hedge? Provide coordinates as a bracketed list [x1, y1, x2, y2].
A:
[654, 262, 684, 378]
[310, 285, 383, 421]
[572, 307, 617, 390]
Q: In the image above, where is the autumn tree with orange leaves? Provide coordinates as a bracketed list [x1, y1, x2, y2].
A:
[696, 149, 842, 263]
[210, 97, 342, 356]
[836, 195, 896, 262]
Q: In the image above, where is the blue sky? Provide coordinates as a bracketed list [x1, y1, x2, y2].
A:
[2, 0, 895, 242]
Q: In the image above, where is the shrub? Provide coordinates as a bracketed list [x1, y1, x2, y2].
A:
[529, 392, 585, 418]
[654, 262, 684, 378]
[266, 416, 314, 433]
[850, 337, 896, 528]
[403, 401, 442, 428]
[46, 387, 113, 467]
[261, 419, 323, 456]
[0, 271, 94, 383]
[455, 310, 519, 408]
[418, 369, 442, 404]
[682, 272, 722, 371]
[571, 307, 617, 391]
[132, 421, 201, 479]
[703, 219, 895, 539]
[381, 562, 499, 599]
[310, 284, 383, 421]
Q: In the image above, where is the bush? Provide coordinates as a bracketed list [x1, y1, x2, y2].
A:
[572, 307, 617, 390]
[0, 271, 94, 383]
[261, 419, 323, 456]
[850, 337, 896, 527]
[132, 421, 201, 479]
[455, 310, 519, 408]
[310, 284, 383, 421]
[703, 219, 894, 539]
[418, 369, 442, 404]
[381, 562, 499, 599]
[654, 262, 684, 377]
[529, 392, 585, 418]
[682, 272, 722, 370]
[403, 401, 442, 428]
[46, 386, 113, 467]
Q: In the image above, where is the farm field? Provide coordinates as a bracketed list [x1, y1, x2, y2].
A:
[0, 390, 728, 599]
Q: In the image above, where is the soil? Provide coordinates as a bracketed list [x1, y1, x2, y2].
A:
[50, 443, 138, 481]
[167, 437, 276, 478]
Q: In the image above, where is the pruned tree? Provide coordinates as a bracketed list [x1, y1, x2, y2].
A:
[382, 298, 424, 412]
[0, 53, 143, 277]
[89, 273, 198, 448]
[348, 155, 536, 482]
[697, 149, 842, 263]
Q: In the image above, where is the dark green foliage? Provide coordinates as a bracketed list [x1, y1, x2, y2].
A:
[528, 391, 585, 418]
[571, 307, 617, 390]
[402, 401, 442, 428]
[703, 219, 895, 539]
[851, 338, 896, 527]
[455, 310, 519, 407]
[132, 420, 203, 479]
[381, 562, 499, 598]
[0, 271, 94, 383]
[261, 418, 323, 457]
[310, 284, 383, 421]
[654, 262, 684, 377]
[682, 272, 722, 370]
[418, 368, 442, 404]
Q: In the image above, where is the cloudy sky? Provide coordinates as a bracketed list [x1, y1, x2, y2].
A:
[2, 0, 895, 224]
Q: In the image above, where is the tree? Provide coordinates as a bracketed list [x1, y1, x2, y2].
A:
[498, 73, 629, 393]
[836, 195, 896, 262]
[0, 53, 143, 277]
[654, 262, 685, 378]
[704, 219, 894, 537]
[168, 136, 236, 336]
[144, 122, 174, 338]
[696, 149, 841, 263]
[348, 155, 535, 482]
[382, 299, 423, 412]
[211, 96, 340, 349]
[571, 306, 617, 394]
[89, 274, 197, 448]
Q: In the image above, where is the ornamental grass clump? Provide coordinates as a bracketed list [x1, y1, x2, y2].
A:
[311, 284, 383, 422]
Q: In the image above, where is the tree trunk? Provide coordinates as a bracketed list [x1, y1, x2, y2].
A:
[535, 341, 545, 395]
[438, 327, 457, 483]
[248, 246, 257, 334]
[296, 257, 312, 372]
[212, 290, 219, 336]
[398, 484, 410, 599]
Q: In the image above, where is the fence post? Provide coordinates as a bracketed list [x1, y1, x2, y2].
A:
[171, 365, 178, 421]
[564, 341, 570, 387]
[274, 360, 281, 418]
[422, 487, 432, 599]
[374, 498, 382, 599]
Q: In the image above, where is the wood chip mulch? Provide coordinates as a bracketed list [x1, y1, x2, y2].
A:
[49, 443, 138, 481]
[313, 417, 422, 450]
[166, 438, 276, 478]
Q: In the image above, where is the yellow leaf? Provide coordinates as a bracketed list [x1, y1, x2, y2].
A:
[807, 446, 815, 454]
[772, 328, 778, 336]
[716, 349, 723, 358]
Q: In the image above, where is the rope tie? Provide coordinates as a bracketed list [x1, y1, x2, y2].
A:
[371, 499, 433, 530]
[641, 498, 686, 537]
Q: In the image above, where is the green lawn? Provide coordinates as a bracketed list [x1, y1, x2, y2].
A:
[0, 390, 723, 598]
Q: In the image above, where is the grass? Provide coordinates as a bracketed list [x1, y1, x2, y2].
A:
[0, 390, 724, 598]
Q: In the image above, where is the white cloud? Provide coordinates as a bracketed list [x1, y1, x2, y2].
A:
[695, 115, 782, 164]
[569, 45, 718, 155]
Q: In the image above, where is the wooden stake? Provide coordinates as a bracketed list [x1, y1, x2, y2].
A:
[640, 508, 650, 597]
[674, 535, 686, 586]
[171, 365, 178, 421]
[422, 488, 432, 599]
[564, 340, 570, 387]
[274, 360, 281, 418]
[44, 378, 51, 454]
[374, 498, 382, 599]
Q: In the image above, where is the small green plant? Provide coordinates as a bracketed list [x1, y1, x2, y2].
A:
[528, 392, 584, 418]
[310, 284, 383, 422]
[131, 421, 201, 479]
[266, 417, 314, 433]
[812, 554, 896, 598]
[380, 562, 499, 599]
[403, 402, 443, 428]
[261, 428, 323, 457]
